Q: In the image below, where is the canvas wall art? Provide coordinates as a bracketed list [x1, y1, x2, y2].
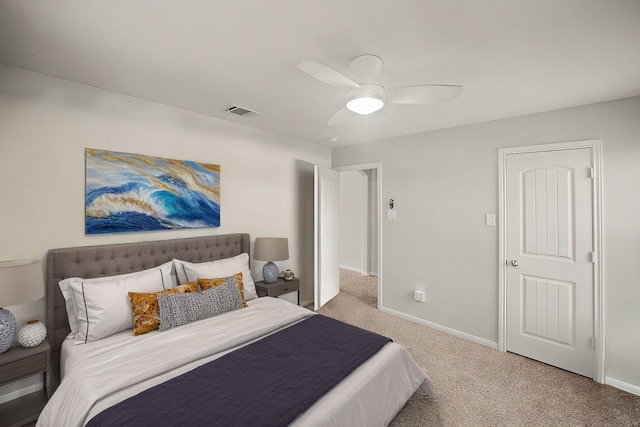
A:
[85, 148, 220, 234]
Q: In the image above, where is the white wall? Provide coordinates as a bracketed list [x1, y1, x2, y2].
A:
[332, 96, 640, 393]
[339, 168, 379, 275]
[0, 65, 330, 399]
[339, 170, 366, 272]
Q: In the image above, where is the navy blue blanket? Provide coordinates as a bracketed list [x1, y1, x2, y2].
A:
[86, 314, 391, 427]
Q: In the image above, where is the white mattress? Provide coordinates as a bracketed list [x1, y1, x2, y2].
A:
[41, 297, 433, 427]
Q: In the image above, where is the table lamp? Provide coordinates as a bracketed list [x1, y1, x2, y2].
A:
[0, 259, 45, 354]
[254, 238, 289, 284]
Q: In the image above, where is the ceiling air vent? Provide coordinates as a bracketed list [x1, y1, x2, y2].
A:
[224, 105, 259, 117]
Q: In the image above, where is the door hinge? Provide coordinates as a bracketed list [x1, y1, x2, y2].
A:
[589, 252, 596, 264]
[590, 337, 597, 349]
[588, 167, 594, 179]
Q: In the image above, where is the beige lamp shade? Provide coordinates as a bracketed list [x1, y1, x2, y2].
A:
[254, 238, 289, 262]
[0, 259, 45, 307]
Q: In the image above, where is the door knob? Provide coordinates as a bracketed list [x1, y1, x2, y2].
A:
[510, 260, 519, 267]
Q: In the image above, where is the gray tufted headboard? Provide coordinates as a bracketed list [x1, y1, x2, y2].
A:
[46, 233, 250, 391]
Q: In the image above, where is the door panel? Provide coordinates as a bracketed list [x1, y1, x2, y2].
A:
[523, 167, 573, 259]
[314, 165, 340, 310]
[506, 148, 594, 377]
[522, 275, 574, 346]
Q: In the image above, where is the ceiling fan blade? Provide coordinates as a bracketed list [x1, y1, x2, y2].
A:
[296, 60, 360, 89]
[327, 107, 352, 126]
[389, 85, 462, 104]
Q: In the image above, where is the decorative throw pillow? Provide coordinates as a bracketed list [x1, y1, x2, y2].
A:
[172, 253, 258, 301]
[128, 283, 198, 335]
[158, 276, 244, 331]
[197, 272, 248, 308]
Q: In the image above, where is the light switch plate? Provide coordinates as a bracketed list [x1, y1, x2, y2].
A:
[387, 210, 397, 220]
[485, 213, 496, 226]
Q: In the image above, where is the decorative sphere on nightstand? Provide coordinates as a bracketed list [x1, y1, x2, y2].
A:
[283, 269, 295, 281]
[18, 320, 47, 348]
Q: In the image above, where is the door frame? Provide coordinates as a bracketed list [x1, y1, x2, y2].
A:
[498, 139, 604, 382]
[334, 162, 383, 309]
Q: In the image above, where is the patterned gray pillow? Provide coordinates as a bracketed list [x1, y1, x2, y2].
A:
[157, 276, 244, 331]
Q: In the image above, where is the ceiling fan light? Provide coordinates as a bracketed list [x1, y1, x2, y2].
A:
[346, 96, 384, 115]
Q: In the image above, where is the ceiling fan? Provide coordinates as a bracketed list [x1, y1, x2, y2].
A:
[296, 54, 462, 125]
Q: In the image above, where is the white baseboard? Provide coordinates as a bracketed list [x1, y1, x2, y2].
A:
[605, 376, 640, 397]
[381, 307, 639, 397]
[339, 265, 365, 274]
[339, 265, 379, 277]
[380, 306, 499, 350]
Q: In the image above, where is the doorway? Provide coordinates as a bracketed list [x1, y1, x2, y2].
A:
[299, 161, 382, 311]
[498, 140, 604, 381]
[336, 163, 382, 309]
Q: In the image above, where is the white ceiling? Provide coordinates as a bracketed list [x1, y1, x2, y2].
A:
[1, 1, 639, 148]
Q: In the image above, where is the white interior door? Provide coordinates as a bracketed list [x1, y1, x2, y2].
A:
[505, 147, 595, 377]
[314, 165, 340, 310]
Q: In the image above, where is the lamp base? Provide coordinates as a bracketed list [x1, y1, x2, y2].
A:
[262, 262, 279, 284]
[0, 308, 17, 354]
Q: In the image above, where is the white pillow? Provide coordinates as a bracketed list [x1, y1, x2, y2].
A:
[62, 261, 173, 344]
[173, 253, 257, 300]
[58, 279, 81, 335]
[58, 261, 174, 337]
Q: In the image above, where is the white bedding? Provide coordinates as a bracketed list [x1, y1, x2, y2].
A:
[40, 297, 433, 427]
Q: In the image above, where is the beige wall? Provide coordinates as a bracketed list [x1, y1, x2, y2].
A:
[332, 96, 640, 393]
[0, 65, 330, 399]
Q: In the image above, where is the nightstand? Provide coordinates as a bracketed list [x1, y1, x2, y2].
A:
[0, 341, 50, 427]
[255, 277, 300, 305]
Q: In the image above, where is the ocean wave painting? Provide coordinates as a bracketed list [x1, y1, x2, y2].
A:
[85, 148, 220, 234]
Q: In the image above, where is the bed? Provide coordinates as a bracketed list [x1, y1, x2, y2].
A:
[39, 233, 433, 426]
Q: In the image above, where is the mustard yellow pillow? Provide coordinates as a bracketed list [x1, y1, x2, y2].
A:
[198, 272, 247, 308]
[129, 283, 197, 335]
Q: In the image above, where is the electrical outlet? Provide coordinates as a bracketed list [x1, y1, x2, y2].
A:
[414, 290, 425, 303]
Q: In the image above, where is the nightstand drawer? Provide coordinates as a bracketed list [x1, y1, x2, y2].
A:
[0, 351, 47, 384]
[267, 281, 298, 297]
[255, 278, 300, 304]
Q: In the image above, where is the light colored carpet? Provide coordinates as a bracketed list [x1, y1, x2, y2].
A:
[317, 269, 640, 427]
